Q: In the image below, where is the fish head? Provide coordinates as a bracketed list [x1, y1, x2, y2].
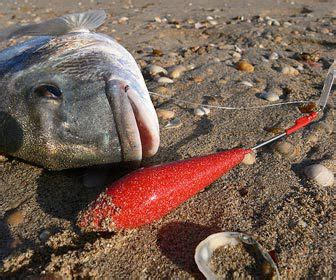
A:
[0, 34, 159, 170]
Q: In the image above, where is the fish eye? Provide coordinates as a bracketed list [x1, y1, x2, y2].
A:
[33, 84, 62, 99]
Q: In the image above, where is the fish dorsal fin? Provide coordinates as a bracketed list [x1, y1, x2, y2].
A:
[0, 10, 106, 41]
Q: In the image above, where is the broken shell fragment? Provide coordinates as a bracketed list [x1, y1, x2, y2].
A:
[303, 164, 334, 187]
[194, 232, 280, 280]
[165, 117, 182, 128]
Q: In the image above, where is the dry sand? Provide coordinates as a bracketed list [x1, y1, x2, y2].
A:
[0, 0, 335, 279]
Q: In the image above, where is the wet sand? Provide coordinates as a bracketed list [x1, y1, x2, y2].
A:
[0, 0, 335, 278]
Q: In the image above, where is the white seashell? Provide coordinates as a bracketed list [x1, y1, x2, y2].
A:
[157, 77, 174, 84]
[194, 106, 210, 116]
[148, 65, 168, 77]
[194, 232, 280, 280]
[304, 164, 334, 187]
[260, 91, 280, 102]
[241, 81, 253, 87]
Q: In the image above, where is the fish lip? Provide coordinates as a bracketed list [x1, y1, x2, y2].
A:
[127, 88, 160, 158]
[105, 78, 159, 162]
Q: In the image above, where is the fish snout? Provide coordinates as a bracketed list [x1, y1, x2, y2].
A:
[105, 78, 159, 163]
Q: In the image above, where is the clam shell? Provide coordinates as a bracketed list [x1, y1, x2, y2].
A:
[194, 232, 280, 280]
[303, 164, 334, 187]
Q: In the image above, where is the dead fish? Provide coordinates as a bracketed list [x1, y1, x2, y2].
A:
[0, 10, 159, 170]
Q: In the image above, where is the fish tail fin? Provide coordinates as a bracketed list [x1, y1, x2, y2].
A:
[0, 10, 106, 41]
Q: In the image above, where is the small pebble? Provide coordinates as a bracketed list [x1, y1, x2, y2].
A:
[194, 106, 210, 116]
[231, 52, 242, 62]
[5, 210, 25, 227]
[303, 164, 334, 187]
[118, 17, 129, 24]
[148, 65, 168, 76]
[242, 152, 256, 165]
[281, 66, 299, 76]
[260, 91, 280, 102]
[274, 35, 282, 43]
[39, 229, 51, 242]
[193, 76, 205, 83]
[165, 118, 182, 128]
[157, 77, 174, 84]
[296, 64, 304, 71]
[236, 60, 254, 73]
[269, 52, 279, 60]
[154, 16, 162, 23]
[169, 65, 187, 79]
[156, 109, 175, 120]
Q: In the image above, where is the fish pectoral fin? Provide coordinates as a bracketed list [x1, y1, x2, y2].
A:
[0, 10, 106, 41]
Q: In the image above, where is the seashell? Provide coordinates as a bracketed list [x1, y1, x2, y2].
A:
[148, 65, 168, 77]
[165, 117, 182, 128]
[269, 52, 279, 60]
[157, 77, 174, 84]
[156, 109, 175, 120]
[303, 164, 334, 187]
[169, 65, 187, 79]
[242, 152, 256, 165]
[260, 91, 280, 102]
[236, 60, 254, 73]
[195, 232, 280, 280]
[194, 106, 210, 116]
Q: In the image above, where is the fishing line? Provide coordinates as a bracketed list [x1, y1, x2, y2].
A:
[149, 91, 311, 110]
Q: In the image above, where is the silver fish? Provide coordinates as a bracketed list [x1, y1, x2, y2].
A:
[0, 10, 159, 170]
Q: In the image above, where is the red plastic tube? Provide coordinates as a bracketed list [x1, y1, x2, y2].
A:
[78, 148, 251, 231]
[286, 112, 318, 135]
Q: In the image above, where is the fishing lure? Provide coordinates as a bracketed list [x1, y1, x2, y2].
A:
[78, 61, 335, 231]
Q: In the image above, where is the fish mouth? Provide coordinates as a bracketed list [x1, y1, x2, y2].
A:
[105, 78, 159, 162]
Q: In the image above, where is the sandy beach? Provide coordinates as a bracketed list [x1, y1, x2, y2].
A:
[0, 0, 335, 278]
